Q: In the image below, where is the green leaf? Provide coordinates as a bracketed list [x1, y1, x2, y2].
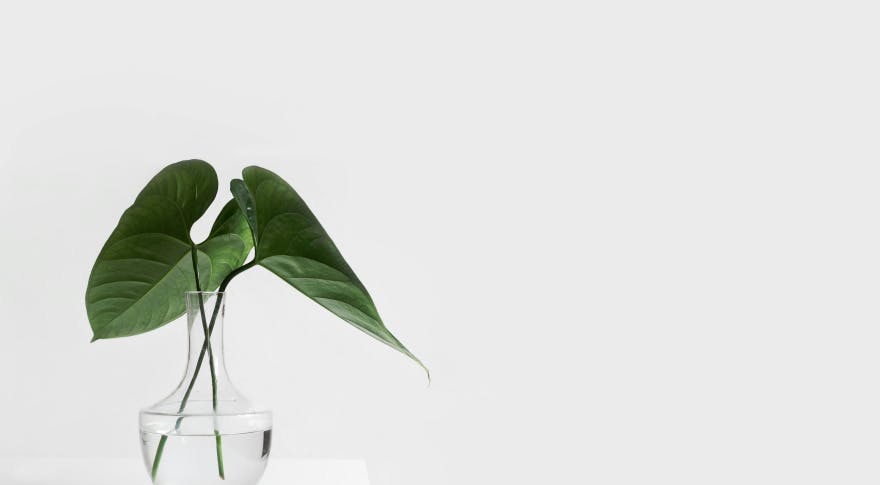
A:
[239, 165, 427, 376]
[86, 160, 250, 340]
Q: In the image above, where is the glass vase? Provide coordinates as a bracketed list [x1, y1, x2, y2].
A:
[139, 291, 272, 485]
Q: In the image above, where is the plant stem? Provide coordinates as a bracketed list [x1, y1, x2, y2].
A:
[150, 254, 255, 481]
[150, 435, 167, 480]
[215, 430, 226, 478]
[191, 250, 224, 480]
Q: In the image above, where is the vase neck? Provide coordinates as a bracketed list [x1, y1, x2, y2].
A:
[181, 291, 233, 399]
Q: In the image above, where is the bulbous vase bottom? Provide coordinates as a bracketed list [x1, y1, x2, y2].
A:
[140, 428, 272, 485]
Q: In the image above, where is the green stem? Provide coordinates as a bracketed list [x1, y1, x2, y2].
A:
[215, 430, 226, 478]
[151, 435, 167, 480]
[150, 255, 255, 482]
[191, 249, 224, 480]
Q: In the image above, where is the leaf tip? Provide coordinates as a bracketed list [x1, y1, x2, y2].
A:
[422, 364, 432, 387]
[405, 351, 430, 386]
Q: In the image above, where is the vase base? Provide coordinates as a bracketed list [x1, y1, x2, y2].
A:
[141, 429, 271, 485]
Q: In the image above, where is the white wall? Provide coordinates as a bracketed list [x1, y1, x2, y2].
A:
[1, 1, 878, 484]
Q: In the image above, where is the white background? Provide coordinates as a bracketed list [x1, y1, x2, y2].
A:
[0, 1, 878, 484]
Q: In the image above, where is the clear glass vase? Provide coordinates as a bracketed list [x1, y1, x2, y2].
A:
[139, 291, 272, 485]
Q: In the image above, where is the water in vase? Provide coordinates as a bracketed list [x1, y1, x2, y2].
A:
[141, 429, 271, 485]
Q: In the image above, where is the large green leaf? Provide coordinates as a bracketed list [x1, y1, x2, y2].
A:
[86, 160, 252, 340]
[198, 199, 254, 290]
[239, 166, 427, 375]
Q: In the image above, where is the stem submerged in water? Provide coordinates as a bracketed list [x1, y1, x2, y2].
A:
[151, 435, 167, 480]
[215, 430, 226, 478]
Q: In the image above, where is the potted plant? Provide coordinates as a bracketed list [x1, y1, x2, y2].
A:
[85, 160, 426, 485]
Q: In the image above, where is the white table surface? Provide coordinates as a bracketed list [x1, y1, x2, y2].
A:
[0, 458, 370, 485]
